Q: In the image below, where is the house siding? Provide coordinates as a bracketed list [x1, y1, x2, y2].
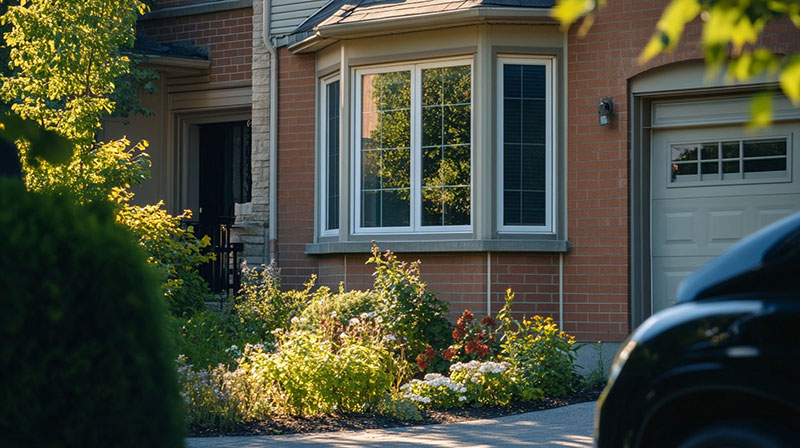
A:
[270, 0, 329, 37]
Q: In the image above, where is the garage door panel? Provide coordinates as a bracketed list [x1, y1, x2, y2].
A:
[653, 195, 800, 258]
[652, 256, 711, 311]
[651, 116, 800, 313]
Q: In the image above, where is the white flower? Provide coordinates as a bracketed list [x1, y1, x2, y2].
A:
[299, 317, 308, 324]
[291, 316, 299, 325]
[330, 311, 338, 318]
[458, 396, 467, 402]
[349, 317, 360, 325]
[383, 334, 397, 342]
[340, 332, 349, 339]
[375, 316, 383, 324]
[360, 312, 369, 319]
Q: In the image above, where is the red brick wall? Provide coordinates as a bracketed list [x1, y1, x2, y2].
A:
[276, 47, 318, 286]
[274, 3, 800, 342]
[138, 7, 253, 85]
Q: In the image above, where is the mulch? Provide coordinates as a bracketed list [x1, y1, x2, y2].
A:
[188, 388, 601, 437]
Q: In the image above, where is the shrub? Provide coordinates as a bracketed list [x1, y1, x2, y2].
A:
[300, 286, 380, 328]
[498, 290, 578, 399]
[0, 178, 183, 447]
[169, 309, 258, 370]
[114, 188, 213, 316]
[368, 245, 453, 369]
[234, 262, 309, 342]
[264, 326, 393, 415]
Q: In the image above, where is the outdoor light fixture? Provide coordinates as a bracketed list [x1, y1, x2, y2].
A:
[598, 97, 615, 126]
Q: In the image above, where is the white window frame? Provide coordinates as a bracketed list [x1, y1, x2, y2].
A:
[320, 75, 340, 237]
[496, 56, 556, 234]
[352, 57, 474, 235]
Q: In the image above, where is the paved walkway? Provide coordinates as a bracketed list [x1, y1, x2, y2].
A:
[186, 400, 596, 448]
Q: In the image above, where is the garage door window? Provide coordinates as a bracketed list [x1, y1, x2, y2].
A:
[670, 137, 789, 185]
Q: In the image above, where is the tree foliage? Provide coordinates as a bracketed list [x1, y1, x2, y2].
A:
[1, 0, 148, 144]
[1, 0, 212, 314]
[552, 0, 800, 126]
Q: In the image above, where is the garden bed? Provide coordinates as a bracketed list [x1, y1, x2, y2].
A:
[188, 388, 601, 437]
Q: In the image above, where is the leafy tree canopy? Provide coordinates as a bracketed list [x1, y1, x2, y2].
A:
[552, 0, 800, 126]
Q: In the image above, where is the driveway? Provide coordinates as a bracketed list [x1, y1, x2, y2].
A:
[186, 400, 596, 447]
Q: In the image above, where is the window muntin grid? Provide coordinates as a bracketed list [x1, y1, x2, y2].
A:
[670, 138, 789, 185]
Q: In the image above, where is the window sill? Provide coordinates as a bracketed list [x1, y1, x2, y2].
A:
[306, 239, 570, 255]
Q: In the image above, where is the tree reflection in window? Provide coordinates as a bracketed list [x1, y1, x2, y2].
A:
[360, 64, 472, 229]
[361, 71, 411, 227]
[421, 65, 471, 226]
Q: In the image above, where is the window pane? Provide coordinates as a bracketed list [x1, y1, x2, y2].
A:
[723, 160, 739, 173]
[422, 106, 442, 147]
[743, 139, 787, 157]
[503, 64, 521, 98]
[326, 81, 340, 231]
[521, 191, 546, 226]
[701, 162, 718, 174]
[671, 144, 698, 161]
[444, 104, 471, 146]
[444, 186, 470, 226]
[443, 65, 471, 104]
[673, 163, 698, 175]
[701, 143, 718, 160]
[502, 63, 548, 227]
[504, 144, 522, 190]
[744, 158, 787, 173]
[382, 190, 410, 226]
[503, 98, 521, 144]
[722, 142, 739, 159]
[361, 71, 411, 228]
[521, 144, 545, 191]
[503, 190, 521, 225]
[421, 65, 471, 227]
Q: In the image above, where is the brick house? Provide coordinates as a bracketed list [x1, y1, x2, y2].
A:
[119, 0, 800, 351]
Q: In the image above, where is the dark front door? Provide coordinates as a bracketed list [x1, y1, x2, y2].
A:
[197, 120, 251, 293]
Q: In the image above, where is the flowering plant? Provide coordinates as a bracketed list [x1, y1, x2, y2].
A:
[399, 373, 468, 409]
[449, 360, 520, 406]
[441, 309, 502, 364]
[498, 290, 578, 399]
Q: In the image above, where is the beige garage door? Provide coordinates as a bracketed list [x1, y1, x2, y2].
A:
[651, 97, 800, 312]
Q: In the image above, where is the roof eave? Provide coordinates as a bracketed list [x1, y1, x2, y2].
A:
[288, 7, 556, 54]
[138, 54, 211, 74]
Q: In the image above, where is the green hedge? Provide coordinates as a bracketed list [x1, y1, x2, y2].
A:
[0, 178, 184, 447]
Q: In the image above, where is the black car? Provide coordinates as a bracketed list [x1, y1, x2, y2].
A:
[595, 213, 800, 448]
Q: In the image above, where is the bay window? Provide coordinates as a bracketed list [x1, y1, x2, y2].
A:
[314, 50, 562, 252]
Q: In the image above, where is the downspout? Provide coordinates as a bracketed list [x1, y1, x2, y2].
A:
[558, 253, 564, 329]
[263, 0, 278, 263]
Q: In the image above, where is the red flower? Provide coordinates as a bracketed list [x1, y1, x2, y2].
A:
[442, 347, 456, 361]
[465, 340, 489, 358]
[452, 325, 466, 341]
[425, 345, 436, 360]
[475, 332, 486, 342]
[416, 353, 429, 370]
[481, 316, 497, 327]
[457, 309, 474, 326]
